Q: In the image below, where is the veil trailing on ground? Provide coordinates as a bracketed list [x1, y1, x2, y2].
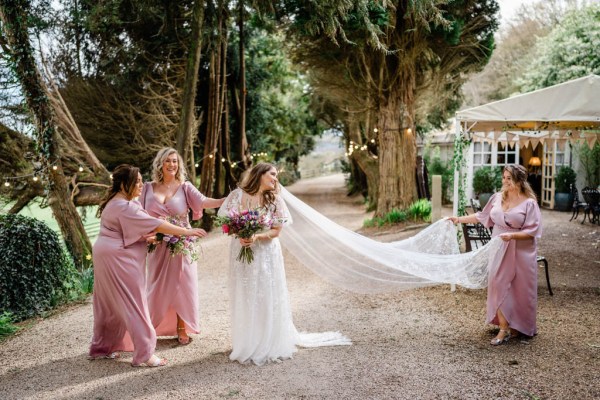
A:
[279, 187, 505, 294]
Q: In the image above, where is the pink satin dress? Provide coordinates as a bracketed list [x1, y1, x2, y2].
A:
[89, 199, 163, 365]
[140, 181, 207, 336]
[477, 192, 542, 336]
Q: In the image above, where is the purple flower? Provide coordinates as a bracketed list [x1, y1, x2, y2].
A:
[169, 236, 179, 244]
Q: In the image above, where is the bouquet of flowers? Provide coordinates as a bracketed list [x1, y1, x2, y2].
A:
[147, 215, 200, 262]
[214, 208, 274, 264]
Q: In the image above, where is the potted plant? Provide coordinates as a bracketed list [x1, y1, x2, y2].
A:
[554, 166, 577, 211]
[472, 166, 502, 207]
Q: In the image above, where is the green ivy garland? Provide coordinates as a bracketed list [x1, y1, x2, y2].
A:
[451, 126, 471, 217]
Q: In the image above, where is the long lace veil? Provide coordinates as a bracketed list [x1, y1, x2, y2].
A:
[278, 187, 505, 294]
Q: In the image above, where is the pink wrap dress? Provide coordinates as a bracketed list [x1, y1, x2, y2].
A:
[140, 181, 207, 336]
[476, 192, 542, 337]
[89, 199, 163, 365]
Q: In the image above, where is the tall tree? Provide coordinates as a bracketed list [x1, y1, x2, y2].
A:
[0, 0, 92, 264]
[289, 0, 498, 214]
[176, 0, 205, 178]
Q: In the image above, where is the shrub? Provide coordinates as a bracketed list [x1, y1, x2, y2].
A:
[407, 199, 432, 222]
[0, 214, 77, 321]
[472, 166, 502, 194]
[0, 311, 19, 339]
[554, 165, 577, 193]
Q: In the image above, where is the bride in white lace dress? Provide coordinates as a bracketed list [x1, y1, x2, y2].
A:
[218, 163, 350, 365]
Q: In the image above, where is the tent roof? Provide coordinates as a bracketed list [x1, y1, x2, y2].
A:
[456, 75, 600, 133]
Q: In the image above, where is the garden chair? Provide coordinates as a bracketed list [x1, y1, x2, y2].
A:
[581, 187, 600, 225]
[569, 184, 587, 222]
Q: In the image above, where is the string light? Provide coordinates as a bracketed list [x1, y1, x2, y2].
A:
[370, 139, 376, 143]
[78, 166, 84, 172]
[32, 176, 38, 182]
[373, 128, 378, 133]
[208, 154, 213, 159]
[3, 181, 9, 187]
[194, 163, 199, 168]
[221, 158, 226, 163]
[52, 165, 58, 171]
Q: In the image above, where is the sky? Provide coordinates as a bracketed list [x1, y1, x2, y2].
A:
[496, 0, 537, 26]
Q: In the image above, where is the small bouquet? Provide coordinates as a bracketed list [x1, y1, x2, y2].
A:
[147, 215, 200, 262]
[214, 208, 274, 264]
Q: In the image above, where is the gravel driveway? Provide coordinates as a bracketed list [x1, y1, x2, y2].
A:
[0, 174, 598, 399]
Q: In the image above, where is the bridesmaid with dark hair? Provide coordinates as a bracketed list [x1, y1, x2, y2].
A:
[89, 164, 207, 367]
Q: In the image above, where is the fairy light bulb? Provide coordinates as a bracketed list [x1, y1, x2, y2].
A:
[78, 166, 84, 172]
[109, 174, 113, 180]
[52, 165, 58, 171]
[373, 128, 378, 133]
[194, 163, 199, 168]
[32, 176, 39, 182]
[371, 139, 375, 143]
[4, 181, 9, 187]
[209, 154, 213, 159]
[221, 158, 226, 163]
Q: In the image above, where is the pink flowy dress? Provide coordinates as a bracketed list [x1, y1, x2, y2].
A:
[89, 198, 163, 365]
[140, 181, 207, 336]
[476, 192, 542, 336]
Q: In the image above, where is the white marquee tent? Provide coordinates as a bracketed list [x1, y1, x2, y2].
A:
[453, 74, 600, 212]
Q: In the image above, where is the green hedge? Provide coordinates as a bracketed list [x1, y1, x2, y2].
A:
[0, 214, 76, 322]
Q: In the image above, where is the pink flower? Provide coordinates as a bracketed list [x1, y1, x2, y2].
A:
[222, 224, 230, 234]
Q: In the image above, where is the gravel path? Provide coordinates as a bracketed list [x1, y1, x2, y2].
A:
[1, 174, 598, 399]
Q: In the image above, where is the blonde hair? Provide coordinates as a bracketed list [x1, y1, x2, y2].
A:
[501, 164, 537, 202]
[151, 147, 187, 183]
[239, 162, 278, 210]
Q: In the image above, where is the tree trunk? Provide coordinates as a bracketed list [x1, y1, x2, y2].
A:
[376, 80, 417, 216]
[237, 0, 249, 169]
[0, 1, 92, 265]
[347, 119, 379, 206]
[176, 0, 205, 173]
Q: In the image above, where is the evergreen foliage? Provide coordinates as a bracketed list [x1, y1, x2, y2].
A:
[0, 214, 77, 321]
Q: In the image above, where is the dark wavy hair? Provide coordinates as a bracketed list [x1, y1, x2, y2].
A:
[239, 162, 278, 210]
[97, 164, 140, 217]
[502, 164, 537, 202]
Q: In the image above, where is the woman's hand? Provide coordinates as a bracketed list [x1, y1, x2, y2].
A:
[186, 228, 207, 238]
[448, 216, 460, 225]
[499, 233, 513, 241]
[239, 236, 255, 247]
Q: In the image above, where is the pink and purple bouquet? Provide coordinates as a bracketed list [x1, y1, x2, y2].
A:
[214, 208, 274, 264]
[147, 215, 200, 262]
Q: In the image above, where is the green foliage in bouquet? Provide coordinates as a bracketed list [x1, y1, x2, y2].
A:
[0, 214, 77, 321]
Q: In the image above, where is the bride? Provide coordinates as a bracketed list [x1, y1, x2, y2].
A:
[218, 163, 351, 366]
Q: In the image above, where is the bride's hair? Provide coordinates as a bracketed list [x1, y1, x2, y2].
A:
[240, 162, 278, 210]
[151, 147, 187, 183]
[502, 164, 537, 202]
[97, 164, 140, 217]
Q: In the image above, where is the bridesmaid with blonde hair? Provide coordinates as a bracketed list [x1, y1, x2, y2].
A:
[141, 148, 225, 345]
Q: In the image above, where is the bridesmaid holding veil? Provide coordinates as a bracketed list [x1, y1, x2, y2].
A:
[218, 163, 351, 366]
[141, 148, 224, 345]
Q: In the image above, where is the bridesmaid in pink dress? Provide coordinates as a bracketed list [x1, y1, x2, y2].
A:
[89, 164, 207, 366]
[141, 148, 224, 345]
[451, 164, 542, 345]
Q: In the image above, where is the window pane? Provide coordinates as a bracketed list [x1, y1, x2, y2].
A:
[497, 142, 505, 151]
[483, 143, 492, 152]
[507, 154, 516, 163]
[474, 142, 482, 152]
[474, 154, 482, 164]
[483, 154, 492, 164]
